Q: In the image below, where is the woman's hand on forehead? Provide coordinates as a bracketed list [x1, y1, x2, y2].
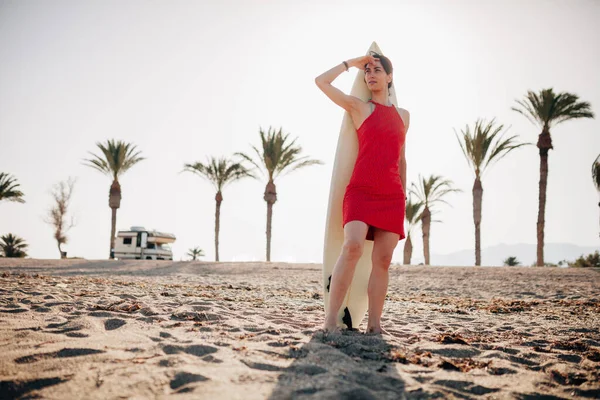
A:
[365, 60, 382, 70]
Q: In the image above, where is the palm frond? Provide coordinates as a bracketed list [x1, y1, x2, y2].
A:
[405, 196, 424, 233]
[513, 88, 595, 130]
[0, 173, 25, 203]
[234, 151, 263, 177]
[184, 156, 255, 191]
[455, 119, 527, 179]
[409, 174, 460, 215]
[593, 154, 600, 191]
[511, 97, 540, 126]
[83, 139, 145, 179]
[237, 127, 322, 182]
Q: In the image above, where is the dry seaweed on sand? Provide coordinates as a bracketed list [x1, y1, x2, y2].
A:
[483, 299, 537, 313]
[94, 301, 142, 313]
[435, 333, 469, 345]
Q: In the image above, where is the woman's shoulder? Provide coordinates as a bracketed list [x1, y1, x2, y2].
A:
[394, 106, 409, 115]
[394, 107, 410, 129]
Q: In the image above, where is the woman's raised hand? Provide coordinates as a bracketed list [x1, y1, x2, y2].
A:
[348, 54, 380, 70]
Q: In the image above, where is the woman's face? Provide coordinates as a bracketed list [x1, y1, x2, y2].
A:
[365, 60, 392, 92]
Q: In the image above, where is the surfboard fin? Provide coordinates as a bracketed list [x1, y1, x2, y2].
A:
[342, 307, 353, 330]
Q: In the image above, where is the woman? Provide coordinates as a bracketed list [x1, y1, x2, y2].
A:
[315, 52, 410, 334]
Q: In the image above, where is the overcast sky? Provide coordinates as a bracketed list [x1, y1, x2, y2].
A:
[1, 0, 598, 264]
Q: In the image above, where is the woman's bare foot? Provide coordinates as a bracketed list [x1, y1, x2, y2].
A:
[323, 321, 341, 333]
[365, 326, 388, 335]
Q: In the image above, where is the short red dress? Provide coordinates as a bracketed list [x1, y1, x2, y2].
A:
[342, 100, 407, 241]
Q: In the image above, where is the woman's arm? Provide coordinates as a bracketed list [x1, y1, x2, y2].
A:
[399, 145, 407, 195]
[315, 55, 378, 112]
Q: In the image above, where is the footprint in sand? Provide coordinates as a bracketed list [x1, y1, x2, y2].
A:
[161, 344, 218, 358]
[15, 319, 90, 338]
[556, 354, 582, 363]
[434, 379, 500, 396]
[88, 311, 122, 318]
[0, 375, 73, 399]
[0, 306, 29, 314]
[507, 354, 542, 370]
[201, 355, 223, 363]
[104, 318, 126, 331]
[44, 319, 90, 338]
[241, 360, 285, 372]
[421, 347, 480, 359]
[169, 371, 209, 391]
[15, 348, 105, 364]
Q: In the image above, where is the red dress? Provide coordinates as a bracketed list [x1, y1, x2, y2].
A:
[343, 100, 406, 241]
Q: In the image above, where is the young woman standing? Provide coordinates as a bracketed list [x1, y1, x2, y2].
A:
[315, 52, 410, 334]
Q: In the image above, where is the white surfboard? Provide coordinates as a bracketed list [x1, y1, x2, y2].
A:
[322, 42, 399, 330]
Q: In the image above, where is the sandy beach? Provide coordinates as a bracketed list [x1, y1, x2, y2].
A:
[0, 259, 598, 399]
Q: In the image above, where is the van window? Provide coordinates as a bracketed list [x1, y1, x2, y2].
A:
[123, 238, 132, 245]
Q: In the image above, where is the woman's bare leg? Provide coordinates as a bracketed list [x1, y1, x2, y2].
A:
[323, 221, 368, 331]
[366, 229, 399, 334]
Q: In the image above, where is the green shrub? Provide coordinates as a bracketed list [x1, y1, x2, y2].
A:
[569, 251, 600, 268]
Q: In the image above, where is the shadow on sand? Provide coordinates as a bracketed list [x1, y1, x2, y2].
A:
[266, 329, 422, 400]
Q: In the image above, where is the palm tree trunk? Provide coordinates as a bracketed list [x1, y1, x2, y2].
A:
[110, 207, 117, 259]
[264, 180, 277, 262]
[266, 202, 273, 261]
[403, 234, 412, 265]
[214, 191, 222, 262]
[108, 179, 121, 260]
[422, 206, 431, 265]
[537, 128, 552, 266]
[473, 176, 483, 266]
[537, 152, 548, 266]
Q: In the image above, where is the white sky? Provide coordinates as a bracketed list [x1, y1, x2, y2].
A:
[1, 0, 599, 264]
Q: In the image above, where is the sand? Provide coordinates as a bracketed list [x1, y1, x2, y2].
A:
[0, 259, 598, 399]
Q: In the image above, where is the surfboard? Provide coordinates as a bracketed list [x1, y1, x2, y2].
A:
[322, 42, 399, 330]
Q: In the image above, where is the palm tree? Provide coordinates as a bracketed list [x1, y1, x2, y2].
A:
[512, 89, 594, 266]
[83, 140, 145, 259]
[410, 174, 460, 265]
[593, 154, 600, 238]
[183, 156, 255, 261]
[186, 246, 205, 261]
[0, 234, 28, 258]
[455, 118, 525, 266]
[236, 127, 322, 262]
[403, 196, 423, 265]
[0, 173, 25, 203]
[503, 256, 521, 266]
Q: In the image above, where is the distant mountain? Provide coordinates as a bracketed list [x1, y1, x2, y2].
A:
[411, 243, 598, 266]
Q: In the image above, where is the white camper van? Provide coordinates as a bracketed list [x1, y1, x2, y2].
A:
[114, 226, 176, 260]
